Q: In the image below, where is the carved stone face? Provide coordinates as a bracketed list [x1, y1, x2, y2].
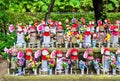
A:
[72, 51, 78, 56]
[26, 52, 32, 56]
[105, 51, 110, 55]
[42, 50, 49, 56]
[44, 26, 50, 32]
[57, 53, 62, 58]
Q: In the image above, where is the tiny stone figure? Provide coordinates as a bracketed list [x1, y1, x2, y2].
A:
[83, 26, 91, 48]
[42, 26, 51, 47]
[41, 48, 50, 75]
[70, 24, 79, 47]
[16, 51, 25, 76]
[56, 25, 64, 48]
[83, 48, 94, 74]
[89, 20, 95, 33]
[97, 20, 106, 47]
[66, 48, 79, 74]
[49, 21, 56, 48]
[111, 25, 119, 47]
[55, 50, 64, 74]
[10, 48, 18, 71]
[101, 47, 111, 74]
[16, 25, 26, 48]
[28, 25, 37, 48]
[25, 48, 33, 74]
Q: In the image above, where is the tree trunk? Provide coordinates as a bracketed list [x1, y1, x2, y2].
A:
[45, 0, 55, 23]
[92, 0, 105, 24]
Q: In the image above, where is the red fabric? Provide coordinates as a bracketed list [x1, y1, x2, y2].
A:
[42, 56, 47, 60]
[26, 56, 30, 60]
[71, 56, 78, 60]
[112, 31, 119, 35]
[72, 32, 78, 35]
[43, 32, 50, 36]
[84, 31, 91, 36]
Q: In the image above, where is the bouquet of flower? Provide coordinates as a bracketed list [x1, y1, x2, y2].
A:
[48, 59, 55, 69]
[62, 57, 69, 69]
[110, 53, 117, 69]
[27, 59, 41, 71]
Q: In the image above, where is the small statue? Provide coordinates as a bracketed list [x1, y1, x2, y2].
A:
[10, 48, 18, 71]
[70, 24, 79, 47]
[55, 50, 64, 74]
[83, 48, 94, 74]
[25, 48, 33, 74]
[56, 25, 64, 48]
[101, 47, 111, 74]
[83, 26, 91, 48]
[66, 48, 79, 74]
[41, 48, 50, 75]
[96, 20, 106, 47]
[28, 25, 37, 48]
[16, 25, 26, 48]
[111, 25, 119, 47]
[89, 20, 95, 33]
[42, 26, 51, 47]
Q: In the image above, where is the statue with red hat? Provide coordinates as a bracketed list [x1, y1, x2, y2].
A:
[48, 20, 56, 48]
[83, 26, 91, 48]
[70, 24, 79, 47]
[66, 48, 79, 74]
[96, 20, 106, 47]
[28, 25, 37, 48]
[10, 48, 19, 70]
[89, 20, 95, 33]
[42, 26, 51, 47]
[56, 24, 64, 48]
[41, 48, 50, 75]
[16, 24, 26, 48]
[83, 48, 94, 74]
[111, 25, 119, 47]
[53, 50, 64, 74]
[25, 48, 34, 74]
[101, 47, 111, 74]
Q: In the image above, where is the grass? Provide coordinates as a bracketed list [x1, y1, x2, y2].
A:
[2, 74, 120, 81]
[18, 48, 118, 52]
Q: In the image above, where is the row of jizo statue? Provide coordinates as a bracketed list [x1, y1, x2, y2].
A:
[4, 47, 120, 75]
[8, 19, 120, 48]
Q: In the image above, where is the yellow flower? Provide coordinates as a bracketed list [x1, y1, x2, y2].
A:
[7, 58, 10, 63]
[79, 34, 83, 42]
[46, 55, 50, 59]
